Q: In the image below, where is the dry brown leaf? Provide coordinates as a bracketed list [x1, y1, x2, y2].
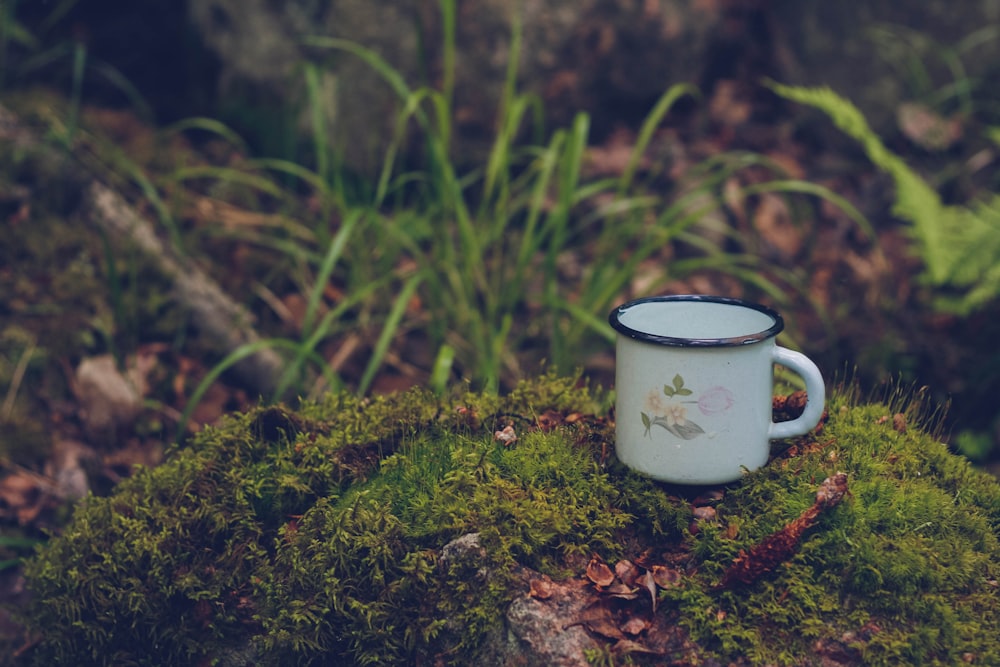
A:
[897, 102, 962, 151]
[529, 577, 554, 600]
[612, 638, 667, 656]
[0, 472, 45, 524]
[708, 79, 751, 127]
[620, 614, 651, 636]
[603, 582, 640, 600]
[752, 192, 802, 258]
[640, 569, 658, 612]
[493, 424, 517, 447]
[651, 565, 682, 589]
[579, 600, 626, 640]
[692, 505, 717, 522]
[614, 559, 640, 587]
[892, 413, 907, 434]
[586, 555, 616, 588]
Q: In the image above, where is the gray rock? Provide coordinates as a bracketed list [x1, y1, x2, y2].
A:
[770, 0, 1000, 129]
[441, 533, 600, 666]
[188, 1, 1000, 173]
[188, 0, 724, 172]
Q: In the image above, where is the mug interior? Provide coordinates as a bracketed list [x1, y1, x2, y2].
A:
[610, 296, 782, 346]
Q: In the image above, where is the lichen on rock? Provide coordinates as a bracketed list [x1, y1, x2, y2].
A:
[17, 375, 1000, 665]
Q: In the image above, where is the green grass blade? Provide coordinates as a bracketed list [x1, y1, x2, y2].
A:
[272, 276, 390, 400]
[0, 535, 42, 549]
[161, 117, 249, 153]
[429, 343, 455, 394]
[167, 166, 286, 198]
[438, 0, 456, 125]
[176, 338, 300, 441]
[302, 209, 364, 335]
[302, 36, 415, 108]
[619, 83, 699, 192]
[303, 62, 333, 194]
[65, 39, 86, 143]
[740, 179, 876, 240]
[357, 273, 424, 395]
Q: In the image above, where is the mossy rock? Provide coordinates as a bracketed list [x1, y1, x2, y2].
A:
[16, 375, 1000, 665]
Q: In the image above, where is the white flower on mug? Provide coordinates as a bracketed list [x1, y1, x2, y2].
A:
[640, 373, 734, 441]
[645, 389, 666, 415]
[663, 404, 689, 427]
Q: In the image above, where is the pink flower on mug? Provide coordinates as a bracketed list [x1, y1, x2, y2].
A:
[697, 386, 735, 416]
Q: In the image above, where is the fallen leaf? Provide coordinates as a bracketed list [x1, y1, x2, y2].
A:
[612, 638, 667, 656]
[0, 472, 46, 524]
[614, 559, 641, 586]
[493, 424, 517, 447]
[620, 614, 651, 636]
[651, 565, 682, 589]
[529, 577, 554, 600]
[578, 600, 626, 640]
[586, 555, 616, 588]
[692, 506, 717, 522]
[892, 413, 907, 433]
[602, 582, 640, 600]
[897, 101, 962, 151]
[752, 192, 802, 258]
[641, 569, 658, 612]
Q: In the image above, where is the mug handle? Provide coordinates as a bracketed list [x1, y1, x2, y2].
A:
[768, 346, 826, 440]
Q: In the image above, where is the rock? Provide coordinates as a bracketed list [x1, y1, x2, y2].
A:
[447, 532, 601, 667]
[187, 0, 726, 172]
[73, 355, 143, 439]
[187, 0, 1000, 172]
[769, 0, 1000, 132]
[489, 578, 599, 667]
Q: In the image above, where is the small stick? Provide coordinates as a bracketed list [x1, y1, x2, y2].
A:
[719, 473, 849, 589]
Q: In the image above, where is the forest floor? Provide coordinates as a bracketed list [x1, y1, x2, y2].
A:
[2, 76, 1000, 660]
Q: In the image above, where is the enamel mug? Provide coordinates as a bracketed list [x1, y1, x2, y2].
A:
[609, 295, 825, 485]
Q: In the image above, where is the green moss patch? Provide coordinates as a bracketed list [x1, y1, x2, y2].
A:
[18, 377, 1000, 665]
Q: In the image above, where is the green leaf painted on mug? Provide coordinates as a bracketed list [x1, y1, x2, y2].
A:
[675, 388, 693, 396]
[663, 384, 675, 397]
[673, 374, 685, 391]
[671, 420, 706, 440]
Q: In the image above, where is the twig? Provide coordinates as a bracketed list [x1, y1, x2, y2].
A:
[1, 339, 35, 422]
[86, 182, 284, 396]
[0, 103, 284, 398]
[718, 473, 849, 589]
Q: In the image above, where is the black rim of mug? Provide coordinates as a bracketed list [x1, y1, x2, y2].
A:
[608, 294, 784, 347]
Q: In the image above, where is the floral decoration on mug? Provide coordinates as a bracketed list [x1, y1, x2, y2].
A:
[640, 374, 735, 441]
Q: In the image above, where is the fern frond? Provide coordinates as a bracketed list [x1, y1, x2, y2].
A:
[767, 80, 1000, 312]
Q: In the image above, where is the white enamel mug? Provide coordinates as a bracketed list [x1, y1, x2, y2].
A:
[609, 295, 825, 485]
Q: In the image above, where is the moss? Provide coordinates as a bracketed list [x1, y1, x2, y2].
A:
[19, 376, 1000, 665]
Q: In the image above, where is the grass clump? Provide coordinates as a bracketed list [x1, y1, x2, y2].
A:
[17, 375, 1000, 666]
